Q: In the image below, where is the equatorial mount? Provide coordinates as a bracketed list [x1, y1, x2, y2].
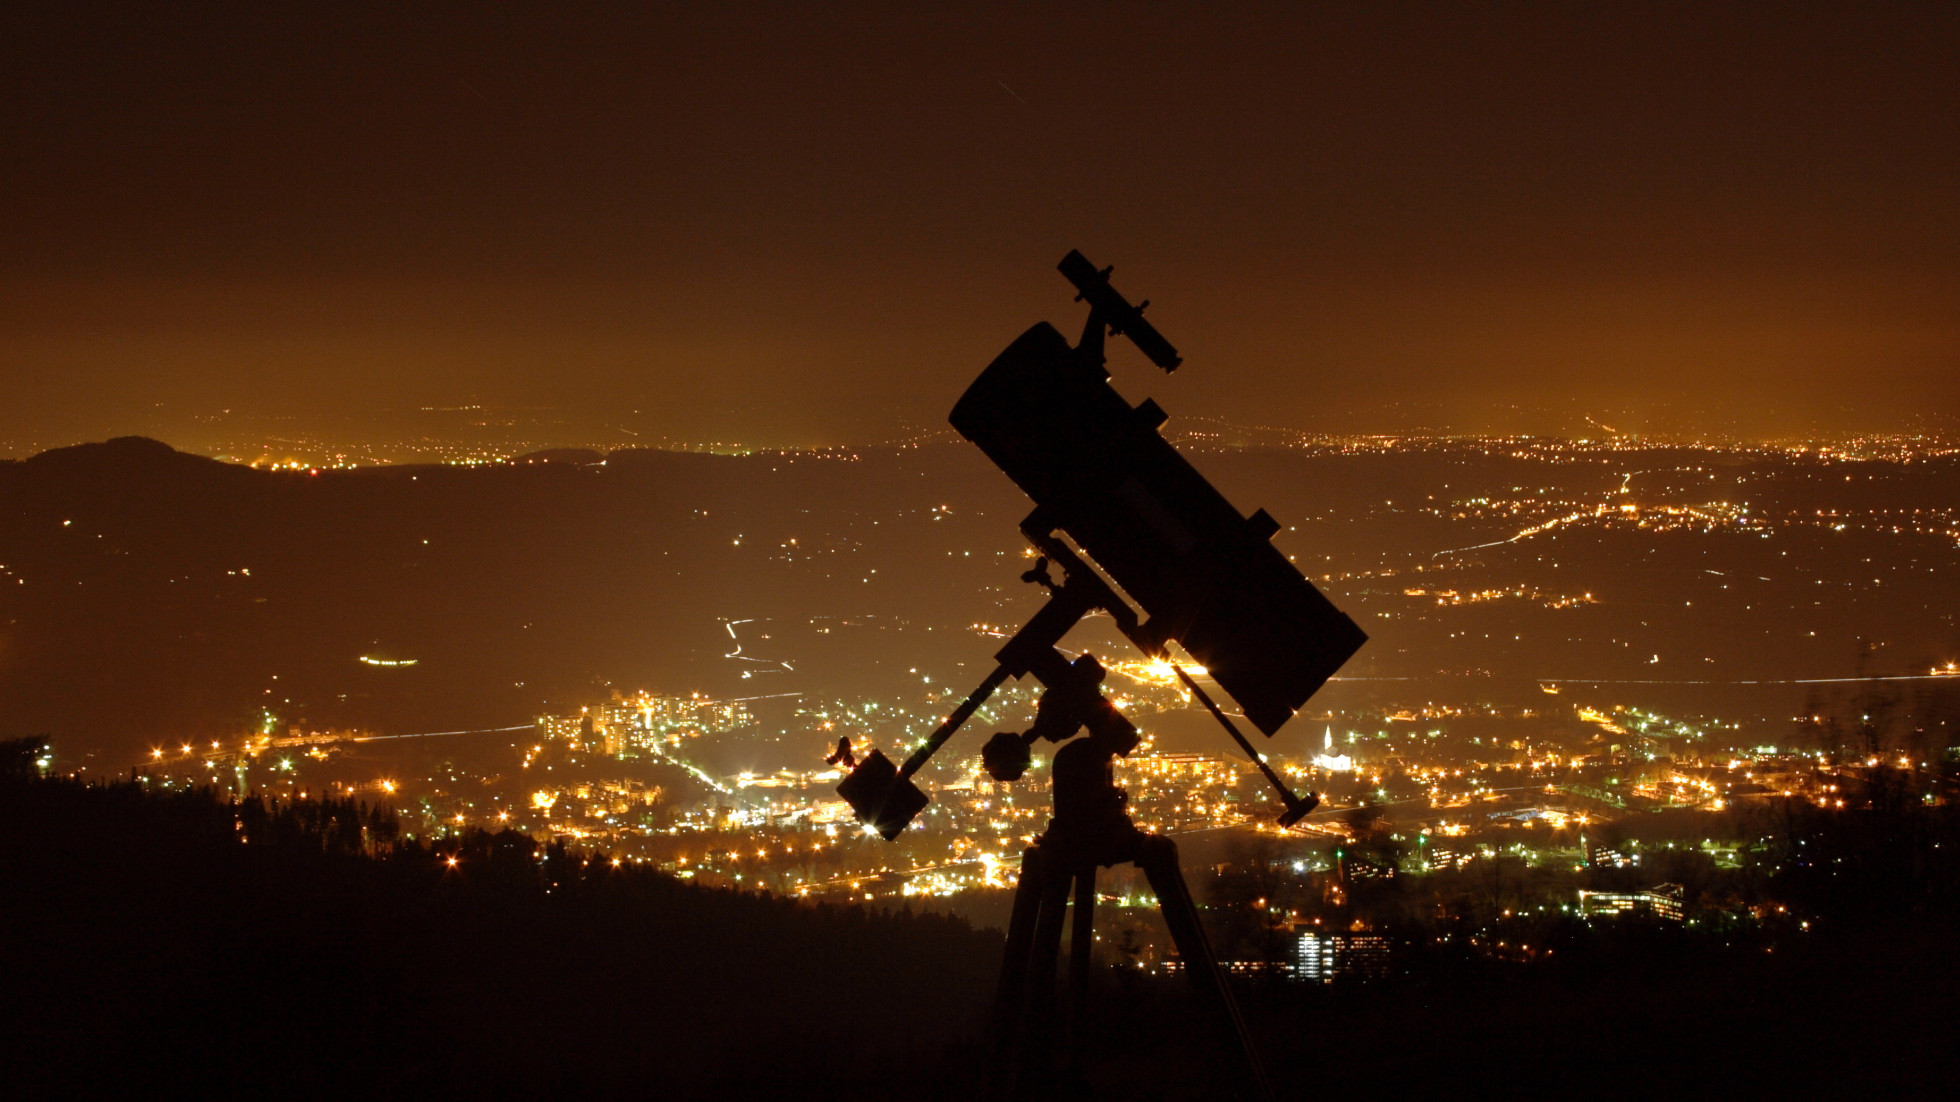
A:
[836, 523, 1319, 840]
[836, 529, 1137, 840]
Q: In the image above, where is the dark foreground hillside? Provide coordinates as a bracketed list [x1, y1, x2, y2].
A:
[0, 769, 1001, 1097]
[4, 758, 1957, 1099]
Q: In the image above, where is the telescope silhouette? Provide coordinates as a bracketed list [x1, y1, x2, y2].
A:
[839, 250, 1365, 839]
[833, 251, 1368, 1099]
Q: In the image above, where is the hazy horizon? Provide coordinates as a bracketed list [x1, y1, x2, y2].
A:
[6, 5, 1957, 457]
[7, 393, 1960, 466]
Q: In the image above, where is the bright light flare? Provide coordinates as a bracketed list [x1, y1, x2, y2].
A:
[1108, 657, 1208, 688]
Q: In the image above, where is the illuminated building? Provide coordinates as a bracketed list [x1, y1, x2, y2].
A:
[1585, 839, 1638, 868]
[1295, 933, 1392, 983]
[536, 712, 592, 748]
[1577, 883, 1685, 922]
[534, 694, 756, 760]
[1427, 843, 1474, 871]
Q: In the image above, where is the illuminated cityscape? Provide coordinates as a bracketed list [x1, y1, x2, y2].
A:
[11, 329, 1959, 1089]
[8, 3, 1960, 1095]
[29, 427, 1960, 992]
[122, 601, 1956, 982]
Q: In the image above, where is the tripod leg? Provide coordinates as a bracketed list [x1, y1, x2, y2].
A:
[1139, 836, 1274, 1102]
[994, 848, 1072, 1035]
[1068, 867, 1096, 1043]
[1069, 868, 1095, 995]
[995, 844, 1047, 1033]
[1026, 866, 1072, 1029]
[994, 844, 1067, 1098]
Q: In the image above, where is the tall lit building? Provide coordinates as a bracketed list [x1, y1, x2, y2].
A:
[1295, 933, 1392, 983]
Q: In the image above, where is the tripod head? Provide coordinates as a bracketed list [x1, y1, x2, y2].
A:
[980, 650, 1136, 785]
[837, 549, 1135, 839]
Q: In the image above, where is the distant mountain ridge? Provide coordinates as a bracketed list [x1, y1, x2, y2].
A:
[6, 435, 1957, 766]
[0, 436, 1025, 762]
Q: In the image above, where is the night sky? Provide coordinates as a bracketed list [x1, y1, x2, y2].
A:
[4, 3, 1957, 451]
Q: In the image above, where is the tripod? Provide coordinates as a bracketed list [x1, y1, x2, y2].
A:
[992, 717, 1272, 1101]
[836, 250, 1362, 1098]
[834, 542, 1309, 1100]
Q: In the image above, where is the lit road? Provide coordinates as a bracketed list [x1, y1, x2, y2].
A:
[139, 723, 535, 771]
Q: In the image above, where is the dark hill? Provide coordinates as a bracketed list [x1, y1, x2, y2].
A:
[0, 438, 1029, 763]
[4, 765, 1953, 1096]
[0, 771, 1000, 1096]
[513, 447, 606, 465]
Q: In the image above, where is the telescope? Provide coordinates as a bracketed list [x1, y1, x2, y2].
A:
[952, 265, 1363, 737]
[833, 251, 1367, 1098]
[839, 250, 1365, 838]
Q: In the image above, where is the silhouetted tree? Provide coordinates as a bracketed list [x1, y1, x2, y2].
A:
[1205, 833, 1317, 968]
[0, 735, 50, 781]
